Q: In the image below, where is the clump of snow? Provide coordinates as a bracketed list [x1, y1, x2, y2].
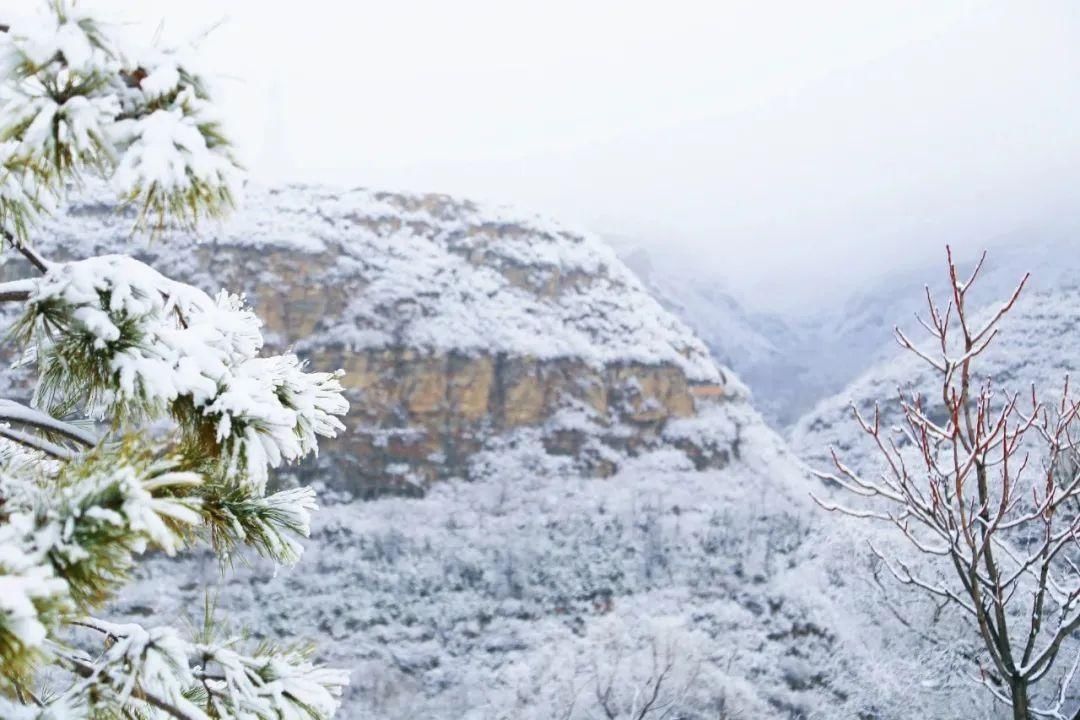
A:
[58, 616, 348, 719]
[0, 1, 242, 233]
[0, 513, 68, 654]
[0, 456, 203, 669]
[110, 97, 240, 205]
[23, 254, 348, 493]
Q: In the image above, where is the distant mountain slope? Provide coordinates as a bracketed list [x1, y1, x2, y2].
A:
[790, 236, 1080, 427]
[792, 269, 1080, 472]
[614, 234, 1080, 431]
[611, 242, 815, 426]
[3, 185, 739, 495]
[615, 244, 783, 377]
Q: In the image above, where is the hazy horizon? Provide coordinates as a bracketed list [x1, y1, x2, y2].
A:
[15, 0, 1080, 312]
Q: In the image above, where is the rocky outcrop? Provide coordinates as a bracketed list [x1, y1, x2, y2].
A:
[7, 185, 735, 496]
[325, 350, 709, 493]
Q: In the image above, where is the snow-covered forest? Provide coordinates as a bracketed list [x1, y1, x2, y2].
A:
[1, 2, 1079, 719]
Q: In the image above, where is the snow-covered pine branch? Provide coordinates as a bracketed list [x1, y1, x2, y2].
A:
[11, 253, 347, 493]
[47, 617, 349, 720]
[0, 1, 240, 239]
[0, 3, 350, 718]
[0, 445, 201, 682]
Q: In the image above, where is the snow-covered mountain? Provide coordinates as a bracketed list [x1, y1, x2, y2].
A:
[2, 185, 1034, 718]
[3, 186, 742, 497]
[614, 234, 1080, 432]
[610, 241, 815, 427]
[791, 239, 1080, 470]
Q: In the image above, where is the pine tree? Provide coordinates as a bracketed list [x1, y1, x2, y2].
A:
[0, 3, 350, 718]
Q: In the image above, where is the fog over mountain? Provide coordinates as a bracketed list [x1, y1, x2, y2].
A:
[57, 0, 1080, 311]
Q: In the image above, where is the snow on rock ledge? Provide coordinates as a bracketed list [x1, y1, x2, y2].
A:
[6, 184, 738, 495]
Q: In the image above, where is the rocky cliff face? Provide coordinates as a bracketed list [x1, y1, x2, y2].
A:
[7, 185, 734, 496]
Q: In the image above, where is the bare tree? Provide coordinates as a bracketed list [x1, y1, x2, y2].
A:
[587, 638, 702, 720]
[814, 247, 1080, 720]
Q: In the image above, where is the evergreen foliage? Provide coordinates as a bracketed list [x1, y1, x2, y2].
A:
[0, 3, 350, 717]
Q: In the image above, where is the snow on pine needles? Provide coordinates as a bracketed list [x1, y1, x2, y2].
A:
[0, 3, 350, 719]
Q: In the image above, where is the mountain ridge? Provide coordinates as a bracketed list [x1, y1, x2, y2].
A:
[3, 183, 744, 496]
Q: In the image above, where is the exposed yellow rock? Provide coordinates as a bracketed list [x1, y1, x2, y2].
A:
[612, 365, 695, 422]
[690, 384, 726, 399]
[576, 369, 609, 417]
[402, 356, 447, 416]
[502, 361, 547, 427]
[448, 355, 495, 421]
[331, 350, 398, 425]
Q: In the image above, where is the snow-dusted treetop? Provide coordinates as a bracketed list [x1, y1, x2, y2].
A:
[0, 0, 241, 240]
[0, 3, 349, 718]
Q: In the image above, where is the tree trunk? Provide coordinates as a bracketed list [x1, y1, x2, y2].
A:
[1010, 678, 1030, 720]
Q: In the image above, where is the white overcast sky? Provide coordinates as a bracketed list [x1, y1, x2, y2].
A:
[6, 0, 1080, 310]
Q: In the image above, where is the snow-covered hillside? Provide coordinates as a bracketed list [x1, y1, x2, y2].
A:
[8, 186, 1055, 718]
[27, 186, 720, 381]
[791, 279, 1080, 472]
[118, 401, 996, 719]
[2, 185, 741, 495]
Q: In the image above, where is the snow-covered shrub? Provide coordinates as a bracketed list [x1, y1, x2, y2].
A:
[0, 3, 349, 717]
